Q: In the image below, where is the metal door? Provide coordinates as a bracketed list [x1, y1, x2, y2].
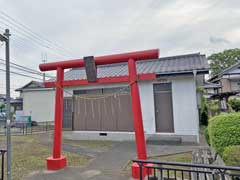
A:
[154, 83, 174, 132]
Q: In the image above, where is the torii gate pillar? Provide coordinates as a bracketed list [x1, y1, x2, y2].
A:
[128, 59, 153, 179]
[46, 67, 66, 170]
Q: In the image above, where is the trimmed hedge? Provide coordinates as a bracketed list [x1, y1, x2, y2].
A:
[222, 145, 240, 166]
[208, 113, 240, 155]
[229, 98, 240, 112]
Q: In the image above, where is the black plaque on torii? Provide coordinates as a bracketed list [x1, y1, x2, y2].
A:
[84, 56, 97, 82]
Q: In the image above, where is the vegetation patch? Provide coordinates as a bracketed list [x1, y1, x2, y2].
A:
[62, 139, 113, 150]
[229, 98, 240, 112]
[151, 152, 192, 163]
[0, 135, 91, 180]
[151, 152, 193, 178]
[204, 127, 210, 145]
[222, 145, 240, 167]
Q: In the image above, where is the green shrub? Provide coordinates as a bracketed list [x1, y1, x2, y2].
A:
[200, 97, 208, 125]
[208, 100, 220, 117]
[222, 145, 240, 166]
[204, 127, 210, 145]
[229, 98, 240, 112]
[208, 113, 240, 155]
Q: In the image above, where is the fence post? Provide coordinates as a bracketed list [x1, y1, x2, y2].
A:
[1, 150, 6, 180]
[1, 151, 3, 180]
[139, 163, 143, 180]
[220, 170, 226, 180]
[31, 123, 32, 135]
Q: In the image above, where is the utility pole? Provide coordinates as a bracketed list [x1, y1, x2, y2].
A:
[0, 29, 11, 180]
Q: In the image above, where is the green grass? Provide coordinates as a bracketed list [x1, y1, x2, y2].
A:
[0, 135, 91, 180]
[151, 151, 192, 162]
[62, 139, 113, 150]
[151, 152, 193, 178]
[126, 151, 192, 178]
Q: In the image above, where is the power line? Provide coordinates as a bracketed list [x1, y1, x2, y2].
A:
[0, 21, 69, 59]
[0, 87, 17, 90]
[0, 58, 54, 78]
[0, 12, 75, 59]
[0, 22, 70, 59]
[0, 61, 43, 76]
[0, 11, 75, 57]
[0, 25, 62, 61]
[0, 68, 43, 80]
[0, 83, 20, 87]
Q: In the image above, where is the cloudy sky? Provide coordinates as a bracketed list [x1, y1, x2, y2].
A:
[0, 0, 239, 97]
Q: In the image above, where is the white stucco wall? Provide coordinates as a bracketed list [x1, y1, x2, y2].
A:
[20, 75, 200, 142]
[22, 90, 55, 122]
[171, 76, 199, 138]
[138, 76, 199, 140]
[62, 77, 199, 139]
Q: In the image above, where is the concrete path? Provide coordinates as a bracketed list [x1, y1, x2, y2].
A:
[25, 167, 132, 180]
[86, 141, 136, 172]
[25, 141, 135, 180]
[38, 133, 109, 157]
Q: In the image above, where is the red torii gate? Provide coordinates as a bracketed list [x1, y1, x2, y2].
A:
[39, 49, 159, 178]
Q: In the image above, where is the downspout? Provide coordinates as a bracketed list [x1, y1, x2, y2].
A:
[193, 70, 200, 143]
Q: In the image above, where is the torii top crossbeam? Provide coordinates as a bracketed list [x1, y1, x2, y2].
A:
[39, 49, 159, 179]
[39, 49, 159, 71]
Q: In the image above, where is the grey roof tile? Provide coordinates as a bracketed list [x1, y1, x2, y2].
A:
[63, 53, 209, 81]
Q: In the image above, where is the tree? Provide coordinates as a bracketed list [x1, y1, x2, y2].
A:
[208, 48, 240, 76]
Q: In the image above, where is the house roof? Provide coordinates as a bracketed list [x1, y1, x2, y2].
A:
[202, 81, 222, 89]
[0, 94, 6, 99]
[16, 81, 45, 92]
[17, 53, 209, 91]
[208, 61, 240, 82]
[64, 53, 209, 81]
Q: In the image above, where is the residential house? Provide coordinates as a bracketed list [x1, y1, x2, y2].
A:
[208, 61, 240, 109]
[202, 81, 221, 99]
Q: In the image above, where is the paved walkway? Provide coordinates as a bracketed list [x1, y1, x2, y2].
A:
[26, 135, 206, 180]
[86, 141, 135, 173]
[26, 167, 132, 180]
[38, 133, 108, 157]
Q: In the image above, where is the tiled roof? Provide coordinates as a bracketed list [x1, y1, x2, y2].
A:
[64, 53, 209, 81]
[208, 61, 240, 82]
[202, 81, 221, 89]
[16, 81, 45, 91]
